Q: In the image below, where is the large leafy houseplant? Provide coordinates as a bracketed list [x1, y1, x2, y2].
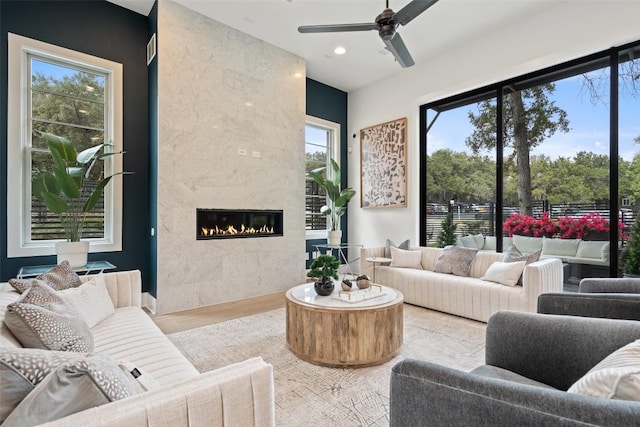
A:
[32, 131, 129, 242]
[308, 159, 356, 231]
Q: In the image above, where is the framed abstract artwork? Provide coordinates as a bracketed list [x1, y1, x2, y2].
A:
[360, 117, 407, 208]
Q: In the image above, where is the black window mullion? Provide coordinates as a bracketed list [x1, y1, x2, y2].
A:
[609, 48, 619, 277]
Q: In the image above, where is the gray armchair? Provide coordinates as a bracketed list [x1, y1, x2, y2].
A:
[538, 277, 640, 320]
[390, 311, 640, 426]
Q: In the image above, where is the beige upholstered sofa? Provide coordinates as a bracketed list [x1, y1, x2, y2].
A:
[0, 270, 275, 426]
[360, 246, 563, 322]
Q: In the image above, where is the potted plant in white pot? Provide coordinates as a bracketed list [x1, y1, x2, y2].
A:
[32, 131, 129, 267]
[308, 159, 356, 246]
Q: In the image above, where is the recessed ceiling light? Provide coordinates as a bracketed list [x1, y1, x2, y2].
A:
[245, 102, 254, 107]
[334, 46, 346, 55]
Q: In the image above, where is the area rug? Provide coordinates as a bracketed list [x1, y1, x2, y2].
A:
[168, 304, 486, 427]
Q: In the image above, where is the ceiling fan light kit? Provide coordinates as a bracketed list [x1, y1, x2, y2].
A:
[298, 0, 439, 68]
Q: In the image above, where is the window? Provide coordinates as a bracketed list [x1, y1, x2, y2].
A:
[305, 116, 340, 239]
[7, 33, 123, 257]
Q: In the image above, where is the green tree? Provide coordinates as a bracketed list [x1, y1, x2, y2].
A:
[437, 213, 457, 248]
[466, 85, 570, 215]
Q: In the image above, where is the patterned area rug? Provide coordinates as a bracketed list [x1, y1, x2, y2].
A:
[168, 304, 486, 427]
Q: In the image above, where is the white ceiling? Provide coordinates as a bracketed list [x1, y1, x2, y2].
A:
[108, 0, 551, 92]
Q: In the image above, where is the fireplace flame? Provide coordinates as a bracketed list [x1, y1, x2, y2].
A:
[201, 224, 275, 237]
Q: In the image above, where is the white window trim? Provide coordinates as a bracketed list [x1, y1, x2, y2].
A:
[7, 33, 123, 257]
[305, 115, 341, 240]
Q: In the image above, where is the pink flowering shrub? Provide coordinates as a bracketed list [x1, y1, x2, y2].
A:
[504, 211, 627, 240]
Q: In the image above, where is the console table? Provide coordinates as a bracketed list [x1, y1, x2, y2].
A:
[17, 261, 116, 279]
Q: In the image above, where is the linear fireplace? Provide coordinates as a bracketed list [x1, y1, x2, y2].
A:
[197, 209, 283, 240]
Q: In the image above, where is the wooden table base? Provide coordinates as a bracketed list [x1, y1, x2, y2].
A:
[286, 287, 403, 368]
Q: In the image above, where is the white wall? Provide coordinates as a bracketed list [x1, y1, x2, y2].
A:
[347, 1, 640, 251]
[156, 0, 307, 314]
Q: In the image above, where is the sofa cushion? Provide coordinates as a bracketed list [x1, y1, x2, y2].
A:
[459, 234, 485, 250]
[433, 246, 478, 277]
[4, 281, 93, 352]
[481, 261, 527, 287]
[385, 239, 411, 258]
[542, 238, 581, 257]
[9, 261, 82, 294]
[568, 339, 640, 401]
[390, 246, 423, 269]
[471, 365, 558, 390]
[59, 273, 115, 328]
[482, 236, 514, 251]
[512, 235, 544, 253]
[3, 352, 137, 426]
[576, 240, 608, 260]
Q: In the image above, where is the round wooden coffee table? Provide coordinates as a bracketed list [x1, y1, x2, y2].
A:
[285, 283, 403, 368]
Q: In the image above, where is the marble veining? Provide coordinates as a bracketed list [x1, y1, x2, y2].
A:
[156, 0, 306, 314]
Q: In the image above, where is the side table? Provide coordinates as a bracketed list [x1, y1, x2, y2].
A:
[366, 257, 392, 283]
[17, 261, 117, 279]
[314, 243, 363, 278]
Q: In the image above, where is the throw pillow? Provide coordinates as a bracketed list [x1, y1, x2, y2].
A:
[4, 281, 94, 352]
[481, 261, 527, 287]
[118, 360, 160, 394]
[389, 246, 423, 269]
[59, 274, 115, 328]
[511, 235, 544, 254]
[503, 245, 542, 285]
[0, 348, 89, 423]
[576, 241, 609, 260]
[433, 246, 478, 277]
[568, 339, 640, 401]
[9, 260, 82, 294]
[384, 239, 410, 258]
[2, 353, 137, 426]
[459, 234, 484, 250]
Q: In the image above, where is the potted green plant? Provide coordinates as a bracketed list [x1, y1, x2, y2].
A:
[621, 216, 640, 277]
[32, 131, 129, 267]
[308, 159, 356, 246]
[307, 254, 340, 296]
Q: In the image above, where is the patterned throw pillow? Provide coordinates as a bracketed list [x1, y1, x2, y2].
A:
[0, 348, 89, 423]
[9, 260, 82, 294]
[2, 351, 137, 426]
[503, 245, 542, 285]
[4, 281, 94, 352]
[433, 246, 478, 277]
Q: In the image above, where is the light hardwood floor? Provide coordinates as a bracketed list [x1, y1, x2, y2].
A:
[151, 291, 286, 334]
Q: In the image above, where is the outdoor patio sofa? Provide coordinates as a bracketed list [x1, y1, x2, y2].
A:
[390, 310, 640, 426]
[0, 269, 275, 426]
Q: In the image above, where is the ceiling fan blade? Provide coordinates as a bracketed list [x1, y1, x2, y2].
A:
[383, 33, 415, 68]
[394, 0, 439, 26]
[298, 23, 379, 33]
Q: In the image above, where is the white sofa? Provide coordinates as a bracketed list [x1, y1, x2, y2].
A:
[360, 246, 563, 322]
[0, 270, 275, 426]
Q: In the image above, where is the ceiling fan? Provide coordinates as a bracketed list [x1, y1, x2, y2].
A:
[298, 0, 439, 68]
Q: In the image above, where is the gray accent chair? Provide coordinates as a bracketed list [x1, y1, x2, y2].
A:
[538, 277, 640, 320]
[389, 311, 640, 427]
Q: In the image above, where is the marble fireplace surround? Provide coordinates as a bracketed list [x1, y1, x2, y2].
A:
[156, 0, 307, 314]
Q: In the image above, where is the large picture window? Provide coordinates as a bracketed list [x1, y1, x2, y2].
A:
[421, 40, 640, 279]
[7, 33, 123, 257]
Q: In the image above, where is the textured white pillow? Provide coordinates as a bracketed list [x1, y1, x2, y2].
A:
[59, 274, 114, 328]
[568, 339, 640, 401]
[390, 246, 423, 269]
[481, 261, 527, 287]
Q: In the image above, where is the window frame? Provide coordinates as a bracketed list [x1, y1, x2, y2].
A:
[305, 115, 341, 240]
[7, 33, 124, 257]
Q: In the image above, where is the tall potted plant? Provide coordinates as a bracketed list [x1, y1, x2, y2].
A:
[308, 158, 356, 246]
[621, 216, 640, 277]
[32, 131, 129, 267]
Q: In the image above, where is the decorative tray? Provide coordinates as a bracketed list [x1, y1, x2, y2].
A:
[334, 284, 384, 304]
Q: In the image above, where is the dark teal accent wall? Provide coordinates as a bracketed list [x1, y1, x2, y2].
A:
[148, 1, 158, 297]
[305, 78, 348, 268]
[0, 1, 151, 288]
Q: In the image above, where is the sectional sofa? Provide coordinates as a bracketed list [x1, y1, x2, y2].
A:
[0, 269, 275, 426]
[360, 245, 563, 322]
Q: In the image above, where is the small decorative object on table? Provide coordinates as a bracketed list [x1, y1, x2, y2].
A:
[307, 254, 340, 296]
[341, 279, 353, 291]
[356, 274, 371, 289]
